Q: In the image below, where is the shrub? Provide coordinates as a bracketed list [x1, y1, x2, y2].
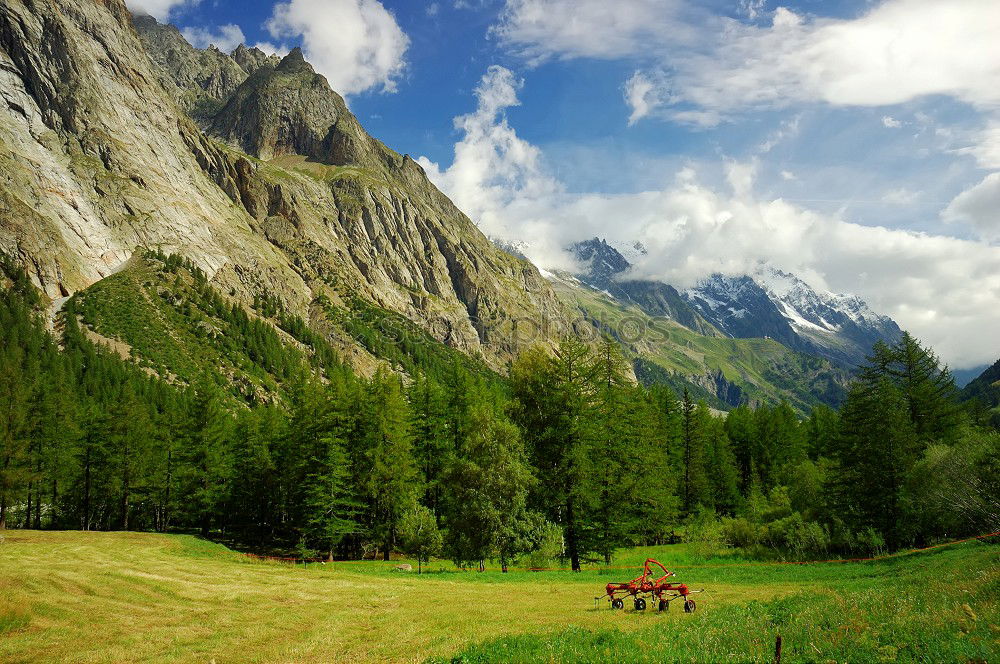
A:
[719, 516, 762, 548]
[522, 521, 563, 570]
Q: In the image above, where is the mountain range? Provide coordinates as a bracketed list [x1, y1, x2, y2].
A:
[566, 238, 902, 368]
[0, 0, 938, 414]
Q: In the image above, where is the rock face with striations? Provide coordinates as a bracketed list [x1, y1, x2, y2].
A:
[0, 0, 567, 371]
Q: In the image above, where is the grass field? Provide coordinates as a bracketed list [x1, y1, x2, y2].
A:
[0, 531, 997, 663]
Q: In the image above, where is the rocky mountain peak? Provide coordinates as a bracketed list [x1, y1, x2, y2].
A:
[231, 44, 279, 76]
[570, 237, 631, 289]
[131, 13, 249, 119]
[206, 44, 381, 166]
[276, 47, 313, 74]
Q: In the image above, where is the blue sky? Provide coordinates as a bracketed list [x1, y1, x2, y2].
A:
[130, 0, 1000, 368]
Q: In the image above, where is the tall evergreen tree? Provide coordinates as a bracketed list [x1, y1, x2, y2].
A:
[679, 391, 711, 513]
[584, 338, 639, 563]
[408, 372, 453, 519]
[361, 369, 418, 560]
[886, 334, 964, 444]
[804, 404, 839, 459]
[832, 378, 919, 549]
[724, 405, 756, 493]
[0, 344, 32, 530]
[705, 416, 741, 515]
[179, 380, 231, 536]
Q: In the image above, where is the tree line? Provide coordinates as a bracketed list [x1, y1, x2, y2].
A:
[1, 257, 997, 569]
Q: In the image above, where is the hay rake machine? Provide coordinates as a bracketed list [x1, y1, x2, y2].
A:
[597, 558, 704, 612]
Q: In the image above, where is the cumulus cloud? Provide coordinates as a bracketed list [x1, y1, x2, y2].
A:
[266, 0, 409, 95]
[417, 66, 574, 269]
[882, 115, 903, 128]
[943, 172, 1000, 243]
[496, 0, 1000, 124]
[125, 0, 197, 20]
[422, 67, 1000, 368]
[182, 24, 246, 53]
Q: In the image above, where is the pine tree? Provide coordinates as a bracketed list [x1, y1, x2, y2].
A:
[229, 405, 283, 540]
[584, 338, 638, 563]
[724, 405, 756, 493]
[511, 339, 594, 571]
[704, 416, 740, 515]
[887, 333, 964, 444]
[630, 387, 679, 545]
[832, 378, 919, 549]
[180, 380, 231, 536]
[305, 433, 362, 560]
[408, 372, 452, 519]
[804, 404, 839, 459]
[362, 369, 418, 560]
[0, 343, 32, 530]
[679, 391, 711, 513]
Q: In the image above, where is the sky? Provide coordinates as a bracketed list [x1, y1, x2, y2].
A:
[126, 0, 1000, 370]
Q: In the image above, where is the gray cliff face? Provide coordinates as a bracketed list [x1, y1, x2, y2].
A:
[0, 0, 567, 371]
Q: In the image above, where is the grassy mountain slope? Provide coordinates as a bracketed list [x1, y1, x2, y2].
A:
[551, 274, 849, 411]
[961, 358, 1000, 409]
[68, 252, 496, 404]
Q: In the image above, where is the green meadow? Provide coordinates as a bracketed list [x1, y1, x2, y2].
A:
[1, 531, 996, 663]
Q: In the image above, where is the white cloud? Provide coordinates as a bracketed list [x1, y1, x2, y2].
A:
[496, 0, 1000, 124]
[423, 67, 1000, 368]
[781, 170, 796, 181]
[739, 0, 766, 21]
[181, 24, 246, 53]
[266, 0, 409, 95]
[417, 66, 573, 271]
[494, 0, 702, 63]
[252, 42, 290, 58]
[956, 121, 1000, 170]
[943, 172, 1000, 243]
[623, 71, 666, 126]
[882, 188, 920, 205]
[125, 0, 197, 20]
[758, 116, 801, 153]
[427, 2, 440, 16]
[882, 115, 903, 128]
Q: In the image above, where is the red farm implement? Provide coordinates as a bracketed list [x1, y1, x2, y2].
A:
[598, 558, 704, 612]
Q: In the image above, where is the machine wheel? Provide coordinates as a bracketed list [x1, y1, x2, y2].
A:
[658, 600, 668, 612]
[611, 598, 624, 610]
[684, 599, 697, 613]
[634, 598, 647, 611]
